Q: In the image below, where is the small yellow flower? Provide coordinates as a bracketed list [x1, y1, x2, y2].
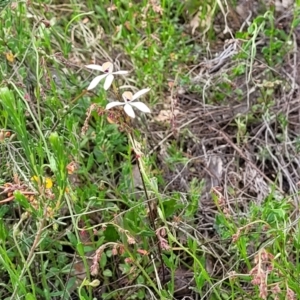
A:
[45, 177, 53, 189]
[31, 176, 40, 184]
[5, 51, 14, 63]
[31, 176, 53, 189]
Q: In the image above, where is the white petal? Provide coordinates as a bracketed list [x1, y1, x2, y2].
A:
[124, 103, 135, 118]
[104, 74, 114, 90]
[112, 70, 129, 75]
[130, 102, 151, 113]
[106, 102, 124, 110]
[86, 64, 104, 71]
[87, 74, 108, 90]
[132, 88, 150, 100]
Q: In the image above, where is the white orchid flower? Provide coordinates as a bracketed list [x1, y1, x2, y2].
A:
[106, 88, 151, 118]
[86, 62, 129, 90]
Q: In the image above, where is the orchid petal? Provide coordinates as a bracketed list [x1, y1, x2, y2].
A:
[113, 70, 129, 75]
[132, 88, 150, 100]
[122, 91, 133, 102]
[106, 101, 124, 110]
[87, 74, 108, 90]
[130, 102, 151, 113]
[124, 103, 136, 118]
[86, 64, 104, 71]
[102, 62, 114, 73]
[104, 74, 114, 90]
